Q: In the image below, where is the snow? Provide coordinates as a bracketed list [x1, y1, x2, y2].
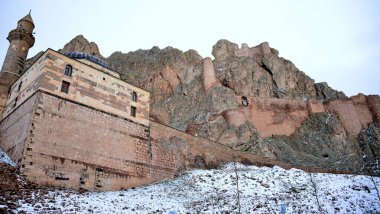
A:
[0, 149, 379, 213]
[0, 148, 15, 166]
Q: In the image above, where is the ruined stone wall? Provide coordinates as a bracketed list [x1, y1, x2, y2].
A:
[20, 92, 175, 191]
[0, 94, 36, 164]
[150, 121, 353, 175]
[150, 121, 292, 170]
[247, 97, 311, 137]
[367, 95, 380, 122]
[325, 95, 380, 136]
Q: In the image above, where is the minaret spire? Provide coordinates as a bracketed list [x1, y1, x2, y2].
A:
[0, 11, 36, 115]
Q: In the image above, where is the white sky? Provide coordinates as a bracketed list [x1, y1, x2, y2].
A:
[1, 0, 379, 96]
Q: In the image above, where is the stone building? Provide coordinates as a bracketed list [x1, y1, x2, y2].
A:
[0, 13, 304, 191]
[0, 13, 178, 191]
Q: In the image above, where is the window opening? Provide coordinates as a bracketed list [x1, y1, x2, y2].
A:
[241, 96, 249, 107]
[18, 81, 23, 92]
[13, 96, 18, 108]
[131, 106, 136, 117]
[61, 81, 70, 93]
[131, 91, 138, 102]
[64, 65, 73, 77]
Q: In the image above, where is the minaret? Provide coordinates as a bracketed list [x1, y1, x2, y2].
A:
[0, 11, 35, 116]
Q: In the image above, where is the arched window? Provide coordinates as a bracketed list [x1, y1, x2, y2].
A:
[131, 91, 137, 102]
[64, 64, 73, 77]
[130, 106, 136, 117]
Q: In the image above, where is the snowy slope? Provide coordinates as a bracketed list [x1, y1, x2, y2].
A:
[15, 164, 380, 213]
[1, 149, 379, 213]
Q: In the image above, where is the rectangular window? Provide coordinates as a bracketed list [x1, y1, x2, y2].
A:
[130, 106, 136, 117]
[61, 81, 70, 93]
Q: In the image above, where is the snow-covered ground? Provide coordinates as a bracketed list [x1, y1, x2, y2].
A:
[0, 148, 15, 166]
[1, 149, 379, 213]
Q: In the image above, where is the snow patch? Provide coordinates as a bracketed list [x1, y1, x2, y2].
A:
[0, 148, 15, 166]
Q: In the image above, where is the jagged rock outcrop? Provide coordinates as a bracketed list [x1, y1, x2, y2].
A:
[359, 123, 380, 176]
[315, 82, 347, 102]
[212, 40, 317, 99]
[61, 35, 105, 60]
[23, 35, 379, 175]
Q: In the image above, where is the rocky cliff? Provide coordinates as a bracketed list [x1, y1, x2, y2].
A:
[26, 36, 380, 176]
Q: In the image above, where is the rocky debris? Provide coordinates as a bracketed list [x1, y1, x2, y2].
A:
[61, 35, 105, 60]
[315, 82, 347, 102]
[0, 163, 60, 213]
[359, 122, 380, 176]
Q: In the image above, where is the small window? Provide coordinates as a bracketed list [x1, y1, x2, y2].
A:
[131, 91, 138, 102]
[61, 81, 70, 93]
[64, 65, 73, 77]
[130, 106, 136, 117]
[18, 81, 23, 92]
[241, 96, 249, 107]
[13, 97, 18, 108]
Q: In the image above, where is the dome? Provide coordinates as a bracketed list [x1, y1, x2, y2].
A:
[62, 51, 111, 69]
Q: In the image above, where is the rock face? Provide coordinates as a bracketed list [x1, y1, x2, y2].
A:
[61, 35, 105, 60]
[212, 40, 317, 99]
[359, 123, 380, 176]
[23, 35, 380, 175]
[315, 82, 347, 102]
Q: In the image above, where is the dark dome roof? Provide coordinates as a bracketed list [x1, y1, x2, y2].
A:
[62, 51, 111, 69]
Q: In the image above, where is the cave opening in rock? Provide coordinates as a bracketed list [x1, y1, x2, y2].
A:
[242, 96, 249, 107]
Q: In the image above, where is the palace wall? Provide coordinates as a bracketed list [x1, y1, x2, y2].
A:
[18, 92, 174, 191]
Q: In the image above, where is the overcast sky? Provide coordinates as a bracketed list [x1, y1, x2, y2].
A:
[1, 0, 379, 96]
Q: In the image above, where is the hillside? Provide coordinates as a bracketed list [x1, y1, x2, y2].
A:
[1, 149, 379, 213]
[52, 35, 380, 176]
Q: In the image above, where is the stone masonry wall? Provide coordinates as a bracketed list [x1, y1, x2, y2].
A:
[150, 121, 353, 175]
[20, 92, 175, 191]
[247, 97, 311, 137]
[0, 94, 36, 164]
